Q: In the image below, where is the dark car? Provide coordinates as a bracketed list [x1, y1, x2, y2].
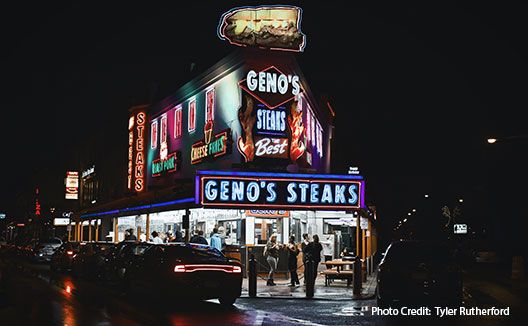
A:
[72, 242, 115, 280]
[376, 240, 462, 308]
[102, 241, 152, 286]
[50, 242, 82, 272]
[27, 238, 63, 263]
[125, 243, 242, 305]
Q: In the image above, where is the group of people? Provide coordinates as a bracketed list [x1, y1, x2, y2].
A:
[123, 228, 184, 243]
[122, 226, 228, 251]
[264, 233, 322, 287]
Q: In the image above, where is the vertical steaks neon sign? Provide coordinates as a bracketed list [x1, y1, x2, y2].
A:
[128, 111, 145, 192]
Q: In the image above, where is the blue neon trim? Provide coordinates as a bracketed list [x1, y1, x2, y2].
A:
[80, 197, 195, 218]
[196, 170, 363, 180]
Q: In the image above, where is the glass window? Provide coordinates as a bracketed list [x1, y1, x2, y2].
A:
[254, 218, 284, 244]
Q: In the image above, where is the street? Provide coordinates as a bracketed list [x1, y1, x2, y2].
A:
[1, 259, 524, 326]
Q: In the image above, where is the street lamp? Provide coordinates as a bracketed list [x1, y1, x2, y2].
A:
[487, 135, 528, 144]
[459, 198, 464, 203]
[424, 194, 429, 198]
[412, 208, 416, 212]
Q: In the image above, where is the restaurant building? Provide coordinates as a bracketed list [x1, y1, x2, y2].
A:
[72, 5, 377, 275]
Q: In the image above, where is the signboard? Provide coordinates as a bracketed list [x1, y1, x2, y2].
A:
[128, 110, 146, 192]
[454, 224, 468, 234]
[196, 171, 363, 210]
[237, 66, 306, 164]
[246, 210, 290, 218]
[65, 172, 79, 200]
[82, 165, 95, 178]
[191, 129, 231, 165]
[152, 151, 180, 177]
[217, 5, 306, 52]
[54, 218, 70, 226]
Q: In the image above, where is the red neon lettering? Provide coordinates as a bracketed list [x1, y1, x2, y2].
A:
[136, 152, 144, 165]
[135, 165, 143, 178]
[137, 125, 144, 138]
[136, 138, 143, 151]
[137, 112, 145, 125]
[135, 179, 143, 192]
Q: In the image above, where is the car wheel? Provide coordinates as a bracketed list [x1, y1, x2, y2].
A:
[219, 295, 237, 306]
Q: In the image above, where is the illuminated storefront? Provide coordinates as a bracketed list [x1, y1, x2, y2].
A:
[74, 5, 376, 274]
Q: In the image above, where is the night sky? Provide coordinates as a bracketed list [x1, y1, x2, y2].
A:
[2, 3, 527, 246]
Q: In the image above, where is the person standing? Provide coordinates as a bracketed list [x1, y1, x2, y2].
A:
[151, 231, 163, 244]
[218, 226, 226, 250]
[264, 234, 281, 286]
[287, 235, 300, 286]
[301, 233, 310, 284]
[190, 230, 208, 245]
[210, 228, 222, 251]
[306, 234, 323, 283]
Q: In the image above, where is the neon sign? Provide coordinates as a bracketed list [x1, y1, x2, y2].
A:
[128, 111, 145, 192]
[152, 152, 179, 177]
[191, 129, 230, 165]
[197, 172, 363, 210]
[239, 66, 301, 110]
[217, 5, 306, 52]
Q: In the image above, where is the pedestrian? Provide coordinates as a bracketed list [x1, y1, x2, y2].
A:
[218, 226, 226, 250]
[190, 230, 208, 245]
[301, 233, 310, 284]
[123, 229, 136, 241]
[287, 235, 300, 286]
[306, 234, 323, 283]
[151, 231, 163, 244]
[264, 234, 281, 286]
[210, 228, 222, 251]
[173, 226, 183, 242]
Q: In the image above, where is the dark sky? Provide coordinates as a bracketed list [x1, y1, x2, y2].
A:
[2, 2, 527, 235]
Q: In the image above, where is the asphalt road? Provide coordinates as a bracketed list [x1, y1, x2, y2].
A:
[0, 259, 523, 326]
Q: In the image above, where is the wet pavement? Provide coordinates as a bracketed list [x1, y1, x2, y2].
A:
[0, 257, 525, 326]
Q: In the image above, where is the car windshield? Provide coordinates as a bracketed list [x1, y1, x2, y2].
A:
[385, 242, 454, 264]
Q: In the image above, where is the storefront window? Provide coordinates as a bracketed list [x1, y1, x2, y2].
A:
[254, 218, 284, 244]
[115, 215, 147, 242]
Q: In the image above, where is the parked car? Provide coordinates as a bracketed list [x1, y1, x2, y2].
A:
[27, 238, 63, 263]
[124, 243, 242, 305]
[376, 240, 462, 308]
[50, 242, 82, 272]
[101, 241, 152, 286]
[71, 242, 115, 280]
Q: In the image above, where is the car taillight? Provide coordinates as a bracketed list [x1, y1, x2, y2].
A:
[67, 251, 74, 255]
[174, 265, 186, 273]
[233, 266, 242, 273]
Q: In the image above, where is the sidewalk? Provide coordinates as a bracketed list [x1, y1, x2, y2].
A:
[241, 270, 377, 300]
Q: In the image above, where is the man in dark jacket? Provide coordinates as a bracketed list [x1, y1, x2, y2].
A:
[190, 230, 208, 245]
[124, 229, 137, 241]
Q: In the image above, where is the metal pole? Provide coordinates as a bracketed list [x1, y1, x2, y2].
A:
[306, 260, 314, 298]
[248, 253, 257, 297]
[353, 258, 362, 295]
